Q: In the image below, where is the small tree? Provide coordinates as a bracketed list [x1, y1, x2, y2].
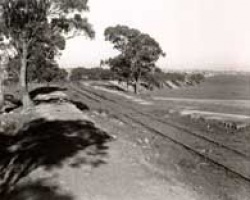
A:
[0, 0, 94, 109]
[105, 25, 165, 94]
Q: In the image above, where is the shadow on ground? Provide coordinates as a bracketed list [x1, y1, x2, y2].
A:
[102, 85, 127, 92]
[69, 100, 89, 111]
[91, 82, 127, 92]
[30, 86, 90, 112]
[29, 86, 67, 99]
[2, 179, 74, 200]
[0, 118, 111, 195]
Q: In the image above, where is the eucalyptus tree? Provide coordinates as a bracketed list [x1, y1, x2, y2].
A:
[0, 0, 94, 109]
[6, 44, 68, 84]
[0, 36, 14, 111]
[0, 50, 8, 110]
[105, 25, 165, 93]
[106, 55, 132, 88]
[27, 56, 68, 84]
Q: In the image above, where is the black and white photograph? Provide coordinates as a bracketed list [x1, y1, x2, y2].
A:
[0, 0, 250, 199]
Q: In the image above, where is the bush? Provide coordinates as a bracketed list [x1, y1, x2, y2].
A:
[6, 57, 69, 84]
[164, 72, 186, 82]
[142, 72, 166, 89]
[188, 73, 205, 84]
[70, 67, 113, 81]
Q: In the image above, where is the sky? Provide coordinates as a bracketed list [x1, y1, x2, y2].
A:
[58, 0, 250, 71]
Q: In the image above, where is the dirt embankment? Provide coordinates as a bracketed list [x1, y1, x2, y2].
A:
[1, 90, 206, 200]
[2, 85, 250, 200]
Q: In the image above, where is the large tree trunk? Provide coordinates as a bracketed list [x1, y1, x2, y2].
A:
[126, 78, 129, 91]
[0, 54, 8, 112]
[134, 70, 141, 94]
[0, 68, 4, 111]
[20, 41, 32, 110]
[134, 77, 141, 94]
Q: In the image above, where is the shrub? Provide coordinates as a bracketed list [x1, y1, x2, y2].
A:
[70, 67, 113, 81]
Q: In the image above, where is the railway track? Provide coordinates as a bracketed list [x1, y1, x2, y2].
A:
[68, 82, 250, 182]
[70, 82, 248, 155]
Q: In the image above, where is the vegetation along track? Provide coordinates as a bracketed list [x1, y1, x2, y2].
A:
[68, 82, 250, 182]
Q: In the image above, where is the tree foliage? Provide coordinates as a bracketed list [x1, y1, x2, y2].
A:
[70, 67, 113, 81]
[0, 0, 94, 108]
[104, 25, 165, 93]
[6, 56, 68, 84]
[106, 55, 131, 82]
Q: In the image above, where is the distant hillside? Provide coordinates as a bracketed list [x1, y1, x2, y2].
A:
[150, 74, 250, 100]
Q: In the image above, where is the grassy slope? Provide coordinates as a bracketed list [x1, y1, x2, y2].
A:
[150, 74, 250, 100]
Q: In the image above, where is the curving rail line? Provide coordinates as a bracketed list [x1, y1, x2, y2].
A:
[68, 82, 250, 182]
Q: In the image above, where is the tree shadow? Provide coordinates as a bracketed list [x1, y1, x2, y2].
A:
[29, 86, 67, 99]
[2, 179, 74, 200]
[29, 86, 90, 112]
[33, 99, 89, 112]
[102, 85, 127, 92]
[70, 100, 89, 111]
[0, 118, 112, 194]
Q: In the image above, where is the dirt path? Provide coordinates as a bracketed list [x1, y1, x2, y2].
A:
[10, 95, 204, 200]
